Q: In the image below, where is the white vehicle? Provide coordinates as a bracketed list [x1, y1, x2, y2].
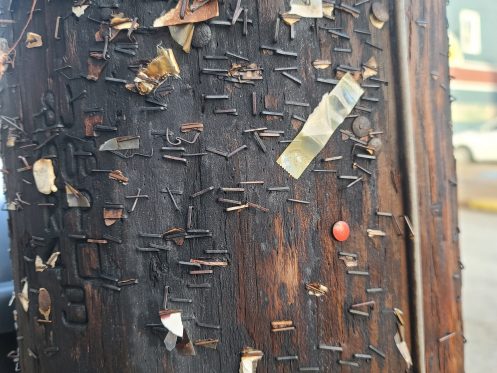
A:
[453, 119, 497, 162]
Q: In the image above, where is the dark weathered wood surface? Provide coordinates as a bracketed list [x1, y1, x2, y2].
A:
[0, 0, 462, 372]
[405, 1, 464, 371]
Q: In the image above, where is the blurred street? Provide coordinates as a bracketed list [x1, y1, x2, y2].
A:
[460, 209, 497, 373]
[457, 162, 497, 209]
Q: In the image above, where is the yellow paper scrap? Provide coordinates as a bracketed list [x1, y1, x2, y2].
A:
[277, 73, 364, 179]
[33, 159, 58, 195]
[169, 24, 195, 53]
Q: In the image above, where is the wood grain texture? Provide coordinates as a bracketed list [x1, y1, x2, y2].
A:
[0, 0, 462, 372]
[404, 0, 464, 372]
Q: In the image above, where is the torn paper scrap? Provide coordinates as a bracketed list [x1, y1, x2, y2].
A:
[160, 310, 184, 337]
[99, 136, 140, 151]
[153, 0, 219, 27]
[169, 24, 195, 53]
[394, 331, 413, 369]
[239, 347, 263, 373]
[277, 73, 364, 178]
[288, 0, 323, 18]
[66, 183, 90, 208]
[38, 288, 51, 321]
[26, 32, 42, 48]
[33, 159, 58, 195]
[18, 280, 29, 312]
[126, 47, 180, 95]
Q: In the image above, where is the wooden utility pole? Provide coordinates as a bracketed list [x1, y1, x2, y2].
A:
[0, 0, 463, 372]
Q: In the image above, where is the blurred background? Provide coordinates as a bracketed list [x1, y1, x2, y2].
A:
[0, 1, 495, 372]
[449, 0, 497, 372]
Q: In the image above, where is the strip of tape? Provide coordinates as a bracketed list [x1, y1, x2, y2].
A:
[277, 73, 364, 179]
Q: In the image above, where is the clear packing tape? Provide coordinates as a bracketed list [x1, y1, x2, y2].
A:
[277, 73, 364, 179]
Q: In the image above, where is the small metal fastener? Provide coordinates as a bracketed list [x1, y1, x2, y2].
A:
[368, 344, 386, 359]
[69, 90, 87, 104]
[273, 17, 280, 43]
[338, 360, 359, 367]
[347, 177, 363, 188]
[220, 187, 245, 193]
[356, 153, 376, 160]
[243, 8, 249, 35]
[367, 287, 384, 293]
[416, 19, 428, 27]
[139, 233, 163, 238]
[226, 204, 249, 212]
[312, 169, 338, 173]
[287, 198, 310, 205]
[187, 283, 211, 288]
[353, 353, 372, 360]
[136, 247, 160, 253]
[352, 116, 372, 137]
[54, 16, 62, 40]
[354, 29, 372, 35]
[260, 110, 284, 117]
[196, 321, 221, 329]
[365, 41, 383, 51]
[252, 92, 257, 116]
[334, 47, 352, 53]
[169, 297, 193, 303]
[225, 51, 249, 61]
[318, 344, 343, 352]
[316, 78, 339, 85]
[281, 72, 302, 85]
[285, 100, 310, 107]
[274, 66, 299, 71]
[298, 368, 320, 372]
[213, 108, 238, 115]
[102, 284, 121, 292]
[227, 145, 248, 158]
[166, 187, 180, 211]
[163, 155, 187, 164]
[351, 300, 375, 308]
[347, 270, 370, 276]
[267, 186, 290, 192]
[179, 261, 202, 268]
[439, 332, 457, 343]
[253, 132, 267, 153]
[115, 47, 136, 56]
[218, 198, 242, 205]
[328, 29, 350, 39]
[191, 186, 215, 198]
[367, 229, 386, 237]
[103, 234, 122, 244]
[204, 55, 228, 60]
[180, 0, 188, 19]
[205, 249, 229, 254]
[247, 202, 269, 213]
[187, 206, 193, 229]
[376, 211, 393, 217]
[105, 77, 128, 84]
[239, 181, 264, 185]
[353, 162, 372, 176]
[203, 94, 229, 100]
[140, 106, 167, 112]
[322, 156, 343, 162]
[276, 355, 299, 361]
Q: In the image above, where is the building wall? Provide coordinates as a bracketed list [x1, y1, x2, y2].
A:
[448, 0, 497, 130]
